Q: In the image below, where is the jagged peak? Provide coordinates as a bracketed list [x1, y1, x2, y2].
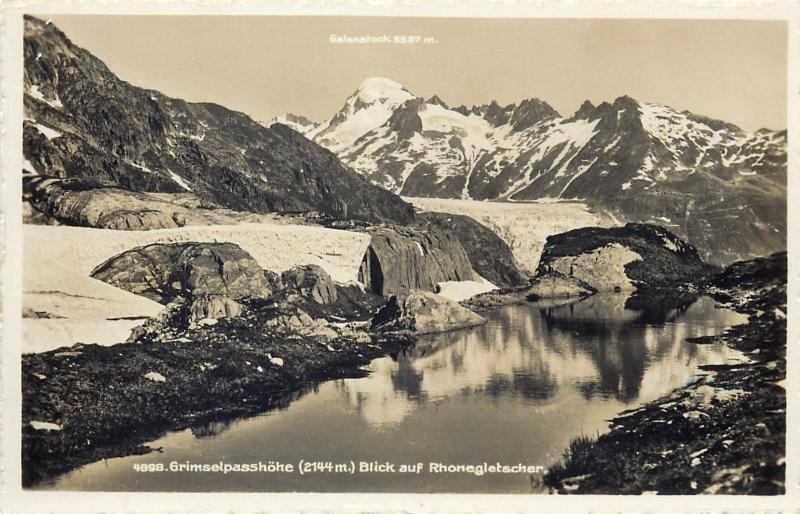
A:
[612, 95, 641, 110]
[573, 100, 596, 119]
[426, 95, 449, 109]
[509, 98, 560, 131]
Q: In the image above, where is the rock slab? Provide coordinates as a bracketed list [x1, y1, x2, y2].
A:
[372, 290, 486, 335]
[358, 226, 477, 297]
[535, 223, 717, 291]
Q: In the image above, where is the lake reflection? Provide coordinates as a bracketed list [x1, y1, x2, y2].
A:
[38, 294, 747, 493]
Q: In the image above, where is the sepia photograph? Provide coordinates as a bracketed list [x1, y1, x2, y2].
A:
[1, 3, 795, 509]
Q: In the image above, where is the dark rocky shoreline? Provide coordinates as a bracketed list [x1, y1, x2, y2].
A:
[544, 252, 787, 494]
[22, 306, 414, 487]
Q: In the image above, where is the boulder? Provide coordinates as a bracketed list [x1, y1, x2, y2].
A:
[264, 308, 315, 332]
[372, 290, 486, 335]
[414, 211, 525, 288]
[281, 265, 338, 304]
[358, 225, 477, 297]
[91, 242, 273, 304]
[264, 307, 338, 340]
[535, 223, 718, 291]
[177, 243, 270, 300]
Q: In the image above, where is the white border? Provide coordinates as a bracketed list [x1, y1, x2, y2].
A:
[1, 1, 798, 513]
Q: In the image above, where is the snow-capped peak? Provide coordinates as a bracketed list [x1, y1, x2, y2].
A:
[268, 113, 316, 134]
[306, 77, 416, 152]
[355, 77, 411, 104]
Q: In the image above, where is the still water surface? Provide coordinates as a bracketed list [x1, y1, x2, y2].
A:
[39, 294, 747, 493]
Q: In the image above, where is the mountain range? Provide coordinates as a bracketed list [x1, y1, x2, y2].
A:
[273, 78, 787, 265]
[21, 14, 786, 267]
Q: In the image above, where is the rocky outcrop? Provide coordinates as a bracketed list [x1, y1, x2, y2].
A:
[23, 16, 415, 226]
[91, 242, 273, 307]
[525, 272, 596, 301]
[372, 290, 486, 335]
[263, 305, 339, 340]
[281, 265, 337, 304]
[24, 176, 182, 230]
[387, 98, 424, 138]
[462, 273, 595, 312]
[535, 223, 717, 291]
[188, 294, 244, 322]
[357, 226, 477, 297]
[414, 211, 525, 288]
[22, 175, 291, 229]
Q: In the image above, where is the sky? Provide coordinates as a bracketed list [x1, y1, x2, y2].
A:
[49, 16, 788, 131]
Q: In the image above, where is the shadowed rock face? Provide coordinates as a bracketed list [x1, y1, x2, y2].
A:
[22, 16, 415, 225]
[372, 290, 486, 335]
[414, 211, 525, 288]
[91, 242, 273, 304]
[535, 223, 718, 291]
[357, 226, 477, 297]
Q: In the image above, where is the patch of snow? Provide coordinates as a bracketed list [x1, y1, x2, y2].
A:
[268, 354, 284, 367]
[23, 159, 37, 174]
[129, 162, 153, 173]
[34, 123, 62, 140]
[28, 84, 63, 109]
[167, 169, 193, 191]
[414, 241, 425, 256]
[436, 276, 497, 302]
[270, 114, 316, 134]
[661, 236, 679, 252]
[30, 420, 62, 431]
[177, 131, 205, 142]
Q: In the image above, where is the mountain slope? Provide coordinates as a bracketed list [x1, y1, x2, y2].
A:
[277, 78, 786, 265]
[22, 17, 415, 225]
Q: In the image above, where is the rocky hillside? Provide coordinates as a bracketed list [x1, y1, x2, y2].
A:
[278, 78, 786, 265]
[413, 211, 524, 288]
[534, 223, 717, 291]
[22, 17, 414, 225]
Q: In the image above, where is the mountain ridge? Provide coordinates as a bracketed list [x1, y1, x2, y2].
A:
[272, 77, 786, 265]
[22, 18, 416, 226]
